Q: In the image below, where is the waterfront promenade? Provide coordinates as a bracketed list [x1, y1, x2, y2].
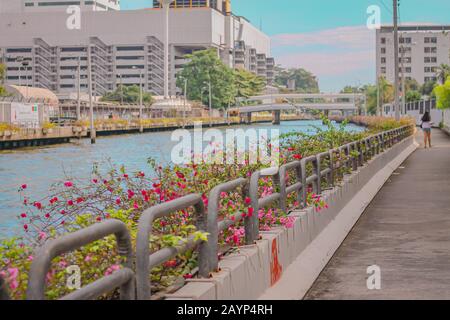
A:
[305, 129, 450, 300]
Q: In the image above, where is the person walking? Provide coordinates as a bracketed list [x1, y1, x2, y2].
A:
[421, 111, 433, 149]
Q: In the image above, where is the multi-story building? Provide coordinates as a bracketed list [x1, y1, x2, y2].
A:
[0, 0, 274, 97]
[1, 0, 120, 12]
[376, 25, 450, 86]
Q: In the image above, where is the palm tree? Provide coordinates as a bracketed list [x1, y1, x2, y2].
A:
[435, 64, 450, 84]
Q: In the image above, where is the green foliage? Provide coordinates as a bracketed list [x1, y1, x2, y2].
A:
[406, 90, 422, 102]
[176, 49, 236, 108]
[234, 68, 265, 99]
[436, 64, 450, 84]
[101, 85, 153, 104]
[274, 66, 319, 93]
[433, 77, 450, 110]
[0, 63, 8, 97]
[421, 80, 437, 97]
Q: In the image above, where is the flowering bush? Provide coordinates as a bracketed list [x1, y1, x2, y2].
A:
[0, 116, 409, 300]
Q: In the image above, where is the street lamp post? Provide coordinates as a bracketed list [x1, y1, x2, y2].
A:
[183, 77, 187, 128]
[159, 0, 174, 99]
[76, 56, 81, 121]
[133, 66, 144, 133]
[87, 45, 96, 144]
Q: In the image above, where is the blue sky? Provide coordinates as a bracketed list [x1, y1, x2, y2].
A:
[121, 0, 450, 91]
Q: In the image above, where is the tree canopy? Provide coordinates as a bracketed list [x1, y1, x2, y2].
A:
[433, 76, 450, 110]
[101, 85, 153, 104]
[274, 66, 320, 93]
[176, 49, 236, 108]
[234, 68, 266, 99]
[0, 63, 8, 97]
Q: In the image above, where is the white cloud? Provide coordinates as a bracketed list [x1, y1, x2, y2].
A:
[271, 25, 377, 90]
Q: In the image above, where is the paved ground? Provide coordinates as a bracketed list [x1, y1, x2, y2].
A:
[305, 129, 450, 300]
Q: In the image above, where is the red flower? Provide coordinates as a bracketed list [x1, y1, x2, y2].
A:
[96, 217, 102, 222]
[123, 174, 129, 179]
[21, 184, 27, 190]
[33, 202, 42, 210]
[23, 224, 28, 231]
[127, 190, 135, 199]
[76, 197, 84, 204]
[92, 179, 98, 184]
[115, 198, 121, 205]
[176, 172, 185, 179]
[183, 274, 193, 279]
[164, 260, 177, 268]
[20, 213, 27, 218]
[64, 181, 73, 187]
[67, 200, 74, 206]
[293, 154, 303, 160]
[245, 197, 251, 205]
[60, 210, 66, 215]
[137, 172, 145, 177]
[247, 207, 254, 217]
[45, 213, 50, 219]
[288, 147, 295, 152]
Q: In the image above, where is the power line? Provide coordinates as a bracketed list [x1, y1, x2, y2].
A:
[378, 0, 393, 16]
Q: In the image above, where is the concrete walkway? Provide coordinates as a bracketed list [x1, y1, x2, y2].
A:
[305, 129, 450, 300]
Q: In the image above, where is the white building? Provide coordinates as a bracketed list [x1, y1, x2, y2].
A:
[376, 25, 450, 86]
[0, 1, 274, 97]
[0, 0, 120, 12]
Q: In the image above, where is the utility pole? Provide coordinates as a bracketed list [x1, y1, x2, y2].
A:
[76, 56, 81, 121]
[139, 69, 143, 133]
[208, 81, 212, 127]
[183, 78, 187, 128]
[393, 0, 400, 121]
[400, 40, 406, 115]
[377, 77, 380, 116]
[87, 45, 96, 144]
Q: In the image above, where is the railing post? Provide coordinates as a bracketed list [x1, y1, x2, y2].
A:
[249, 171, 261, 244]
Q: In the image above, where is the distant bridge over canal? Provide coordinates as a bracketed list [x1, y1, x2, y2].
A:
[232, 93, 366, 124]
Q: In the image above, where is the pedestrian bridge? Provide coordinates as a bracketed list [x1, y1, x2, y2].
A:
[232, 93, 365, 124]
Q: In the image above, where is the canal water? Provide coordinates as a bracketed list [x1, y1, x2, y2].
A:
[0, 120, 363, 237]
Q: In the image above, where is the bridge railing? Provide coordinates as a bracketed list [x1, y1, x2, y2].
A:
[1, 125, 413, 300]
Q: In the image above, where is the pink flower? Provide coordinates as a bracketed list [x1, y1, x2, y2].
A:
[64, 181, 73, 188]
[38, 232, 47, 240]
[133, 201, 139, 210]
[33, 202, 42, 210]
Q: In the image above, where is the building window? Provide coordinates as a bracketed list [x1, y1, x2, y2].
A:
[425, 47, 437, 53]
[425, 37, 437, 43]
[381, 57, 386, 64]
[381, 47, 386, 54]
[381, 38, 386, 44]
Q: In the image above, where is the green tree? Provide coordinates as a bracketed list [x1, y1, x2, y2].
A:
[101, 85, 153, 104]
[436, 64, 450, 84]
[406, 90, 422, 102]
[234, 68, 265, 99]
[176, 49, 236, 108]
[433, 77, 450, 110]
[0, 63, 8, 97]
[274, 66, 319, 93]
[421, 80, 437, 97]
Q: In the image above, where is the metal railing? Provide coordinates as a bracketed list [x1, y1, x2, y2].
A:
[26, 219, 134, 300]
[1, 125, 413, 300]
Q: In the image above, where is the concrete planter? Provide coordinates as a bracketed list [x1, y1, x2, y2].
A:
[167, 135, 418, 300]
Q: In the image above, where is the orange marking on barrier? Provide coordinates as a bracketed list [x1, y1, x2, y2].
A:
[270, 238, 283, 286]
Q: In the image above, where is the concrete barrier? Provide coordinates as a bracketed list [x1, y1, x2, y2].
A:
[167, 134, 418, 300]
[443, 110, 450, 135]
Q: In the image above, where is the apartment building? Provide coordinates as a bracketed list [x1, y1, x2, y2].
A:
[0, 0, 120, 12]
[376, 25, 450, 86]
[0, 1, 273, 97]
